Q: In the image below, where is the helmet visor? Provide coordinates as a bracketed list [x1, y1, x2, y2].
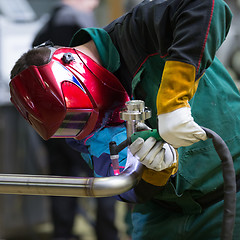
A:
[50, 60, 98, 139]
[54, 110, 91, 138]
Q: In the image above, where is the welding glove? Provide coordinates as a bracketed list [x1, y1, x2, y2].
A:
[124, 122, 153, 171]
[127, 133, 178, 186]
[157, 61, 207, 148]
[129, 137, 177, 171]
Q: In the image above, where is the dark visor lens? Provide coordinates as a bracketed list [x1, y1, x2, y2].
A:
[54, 111, 91, 137]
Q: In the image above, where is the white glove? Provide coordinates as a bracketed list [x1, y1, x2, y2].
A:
[158, 107, 207, 148]
[128, 136, 177, 171]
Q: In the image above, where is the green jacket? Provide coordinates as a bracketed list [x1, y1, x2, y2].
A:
[71, 0, 240, 210]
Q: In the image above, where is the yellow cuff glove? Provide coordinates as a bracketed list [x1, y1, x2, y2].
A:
[157, 61, 207, 148]
[157, 60, 199, 114]
[142, 159, 178, 186]
[127, 136, 178, 187]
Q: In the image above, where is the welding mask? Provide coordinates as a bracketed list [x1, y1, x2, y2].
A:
[9, 45, 129, 140]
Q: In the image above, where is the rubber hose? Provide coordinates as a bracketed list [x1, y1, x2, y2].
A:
[202, 127, 236, 240]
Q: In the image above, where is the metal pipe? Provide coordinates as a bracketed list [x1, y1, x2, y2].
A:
[0, 163, 143, 197]
[0, 100, 149, 197]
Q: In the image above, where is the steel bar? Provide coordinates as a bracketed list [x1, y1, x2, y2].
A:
[0, 162, 143, 197]
[0, 100, 147, 197]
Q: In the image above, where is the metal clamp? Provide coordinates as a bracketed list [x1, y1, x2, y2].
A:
[120, 100, 151, 138]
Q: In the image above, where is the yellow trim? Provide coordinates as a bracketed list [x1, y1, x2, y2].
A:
[142, 150, 179, 186]
[156, 60, 200, 115]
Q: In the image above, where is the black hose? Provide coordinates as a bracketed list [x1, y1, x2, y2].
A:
[110, 127, 236, 239]
[202, 127, 236, 240]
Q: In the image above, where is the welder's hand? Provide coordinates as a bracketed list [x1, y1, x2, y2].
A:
[158, 107, 207, 149]
[135, 122, 152, 131]
[128, 136, 177, 171]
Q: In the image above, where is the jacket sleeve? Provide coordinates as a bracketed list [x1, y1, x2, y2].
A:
[104, 0, 232, 78]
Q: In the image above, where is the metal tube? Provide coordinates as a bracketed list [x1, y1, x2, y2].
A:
[0, 163, 143, 197]
[0, 100, 148, 197]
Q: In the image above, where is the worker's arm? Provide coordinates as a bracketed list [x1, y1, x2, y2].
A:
[107, 0, 232, 77]
[66, 125, 177, 203]
[105, 0, 232, 148]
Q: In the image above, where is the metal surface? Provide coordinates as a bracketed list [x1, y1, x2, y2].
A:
[0, 164, 142, 197]
[120, 100, 151, 138]
[0, 100, 146, 197]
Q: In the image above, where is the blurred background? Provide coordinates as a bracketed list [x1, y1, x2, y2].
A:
[0, 0, 239, 239]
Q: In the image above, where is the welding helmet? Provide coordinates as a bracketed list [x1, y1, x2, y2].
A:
[9, 44, 130, 140]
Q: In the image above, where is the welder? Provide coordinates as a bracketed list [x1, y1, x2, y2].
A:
[9, 0, 240, 239]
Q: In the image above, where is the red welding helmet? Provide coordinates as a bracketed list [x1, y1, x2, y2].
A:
[9, 46, 130, 140]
